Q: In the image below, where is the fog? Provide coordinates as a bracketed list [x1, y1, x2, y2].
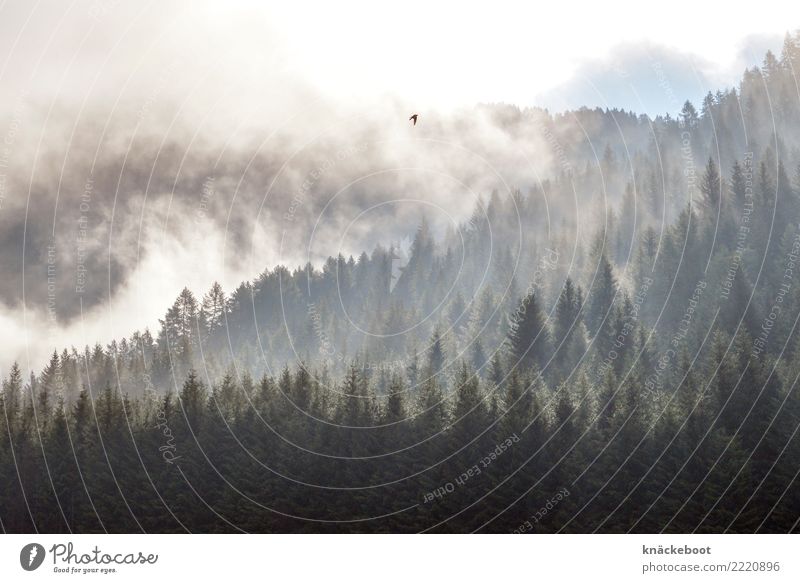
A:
[0, 87, 565, 374]
[0, 0, 789, 374]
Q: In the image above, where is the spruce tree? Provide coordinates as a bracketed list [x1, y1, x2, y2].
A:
[507, 291, 550, 373]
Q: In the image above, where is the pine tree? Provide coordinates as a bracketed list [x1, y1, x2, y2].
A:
[451, 361, 488, 447]
[1, 362, 23, 432]
[426, 328, 446, 379]
[470, 340, 487, 375]
[730, 159, 747, 210]
[406, 346, 420, 388]
[700, 157, 722, 212]
[680, 100, 699, 130]
[37, 351, 61, 428]
[586, 252, 616, 337]
[201, 281, 227, 339]
[507, 291, 550, 373]
[552, 278, 586, 382]
[488, 352, 505, 388]
[383, 373, 407, 424]
[178, 369, 206, 434]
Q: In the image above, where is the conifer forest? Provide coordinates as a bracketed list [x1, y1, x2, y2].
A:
[4, 33, 800, 535]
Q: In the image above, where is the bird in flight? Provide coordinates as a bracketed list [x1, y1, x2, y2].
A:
[409, 114, 418, 126]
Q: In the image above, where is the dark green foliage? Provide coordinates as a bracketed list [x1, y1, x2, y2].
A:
[4, 39, 800, 533]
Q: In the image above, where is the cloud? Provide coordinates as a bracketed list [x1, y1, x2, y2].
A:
[535, 39, 784, 117]
[0, 0, 791, 375]
[0, 96, 562, 374]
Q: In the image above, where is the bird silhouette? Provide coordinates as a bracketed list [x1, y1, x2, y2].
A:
[409, 114, 418, 126]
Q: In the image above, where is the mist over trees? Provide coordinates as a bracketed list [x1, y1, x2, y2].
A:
[2, 36, 800, 533]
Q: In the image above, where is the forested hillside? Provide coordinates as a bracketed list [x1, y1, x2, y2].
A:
[2, 36, 800, 533]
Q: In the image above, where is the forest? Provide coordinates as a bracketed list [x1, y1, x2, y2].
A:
[2, 35, 800, 533]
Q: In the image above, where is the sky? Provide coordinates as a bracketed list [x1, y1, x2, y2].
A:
[0, 0, 795, 374]
[0, 0, 792, 117]
[266, 2, 788, 115]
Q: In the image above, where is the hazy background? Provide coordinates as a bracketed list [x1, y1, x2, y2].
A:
[0, 0, 792, 374]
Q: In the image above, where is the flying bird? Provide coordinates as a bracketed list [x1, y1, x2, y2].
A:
[409, 114, 418, 126]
